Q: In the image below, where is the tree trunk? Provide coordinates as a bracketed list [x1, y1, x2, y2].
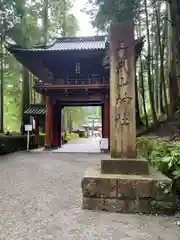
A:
[144, 0, 158, 124]
[135, 75, 143, 128]
[62, 0, 67, 37]
[155, 4, 168, 115]
[161, 13, 169, 115]
[43, 0, 48, 44]
[154, 26, 159, 114]
[0, 37, 4, 132]
[140, 59, 148, 128]
[168, 1, 180, 114]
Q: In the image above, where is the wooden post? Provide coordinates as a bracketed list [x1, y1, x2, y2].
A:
[101, 104, 104, 138]
[108, 96, 110, 150]
[103, 96, 109, 138]
[109, 21, 136, 158]
[52, 103, 59, 148]
[58, 107, 63, 147]
[34, 118, 39, 147]
[45, 96, 53, 149]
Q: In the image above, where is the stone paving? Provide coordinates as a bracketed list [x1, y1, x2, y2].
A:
[53, 137, 101, 153]
[0, 152, 179, 240]
[31, 137, 101, 153]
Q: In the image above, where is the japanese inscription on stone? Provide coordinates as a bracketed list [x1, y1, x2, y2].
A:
[115, 41, 132, 124]
[109, 21, 136, 158]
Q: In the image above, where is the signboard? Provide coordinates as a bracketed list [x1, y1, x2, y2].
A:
[100, 138, 108, 152]
[25, 124, 32, 132]
[25, 124, 32, 151]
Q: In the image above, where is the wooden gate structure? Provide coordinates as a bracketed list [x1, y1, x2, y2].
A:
[8, 35, 143, 149]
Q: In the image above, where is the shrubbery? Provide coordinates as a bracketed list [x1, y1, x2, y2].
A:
[38, 132, 79, 146]
[62, 132, 79, 143]
[72, 130, 85, 138]
[137, 137, 180, 192]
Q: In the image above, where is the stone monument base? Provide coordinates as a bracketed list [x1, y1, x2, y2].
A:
[82, 165, 176, 215]
[101, 158, 149, 175]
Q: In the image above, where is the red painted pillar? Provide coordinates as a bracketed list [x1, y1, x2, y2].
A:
[45, 96, 53, 149]
[108, 97, 110, 149]
[52, 104, 59, 148]
[101, 104, 104, 138]
[59, 107, 62, 148]
[104, 97, 109, 139]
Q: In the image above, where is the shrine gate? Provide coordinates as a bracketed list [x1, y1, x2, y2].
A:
[8, 35, 142, 149]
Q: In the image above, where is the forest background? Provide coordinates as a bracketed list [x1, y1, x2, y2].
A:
[0, 0, 180, 133]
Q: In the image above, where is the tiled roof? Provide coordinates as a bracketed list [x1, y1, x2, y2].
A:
[24, 106, 45, 115]
[8, 36, 107, 52]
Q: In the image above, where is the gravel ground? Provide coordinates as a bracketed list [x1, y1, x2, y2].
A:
[0, 152, 179, 240]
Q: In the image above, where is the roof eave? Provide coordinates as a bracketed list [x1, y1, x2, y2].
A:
[7, 47, 106, 53]
[6, 35, 107, 53]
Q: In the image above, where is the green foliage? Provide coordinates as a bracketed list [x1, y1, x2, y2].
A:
[84, 106, 101, 120]
[3, 53, 21, 131]
[137, 137, 180, 191]
[63, 132, 79, 142]
[87, 0, 140, 31]
[0, 0, 23, 38]
[50, 0, 79, 37]
[63, 107, 86, 128]
[0, 0, 79, 132]
[62, 106, 101, 132]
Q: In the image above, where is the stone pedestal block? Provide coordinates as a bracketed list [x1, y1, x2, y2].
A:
[101, 158, 149, 175]
[82, 166, 176, 215]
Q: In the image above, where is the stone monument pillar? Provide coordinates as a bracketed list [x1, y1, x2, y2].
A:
[101, 21, 149, 175]
[81, 21, 175, 214]
[109, 21, 136, 158]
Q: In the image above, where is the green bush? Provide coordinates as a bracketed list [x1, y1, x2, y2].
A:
[63, 132, 79, 142]
[137, 137, 180, 192]
[72, 130, 85, 138]
[38, 132, 79, 147]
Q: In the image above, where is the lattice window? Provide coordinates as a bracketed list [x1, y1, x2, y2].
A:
[75, 62, 80, 74]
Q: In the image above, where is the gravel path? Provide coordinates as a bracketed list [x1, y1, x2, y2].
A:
[0, 152, 179, 240]
[53, 138, 101, 153]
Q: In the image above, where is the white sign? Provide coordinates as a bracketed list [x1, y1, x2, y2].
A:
[32, 119, 36, 130]
[25, 124, 32, 151]
[25, 124, 32, 132]
[101, 138, 108, 150]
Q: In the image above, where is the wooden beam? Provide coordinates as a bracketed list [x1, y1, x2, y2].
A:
[56, 103, 101, 106]
[34, 86, 109, 97]
[34, 83, 109, 90]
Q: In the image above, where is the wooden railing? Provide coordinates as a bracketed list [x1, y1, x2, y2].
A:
[35, 75, 109, 86]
